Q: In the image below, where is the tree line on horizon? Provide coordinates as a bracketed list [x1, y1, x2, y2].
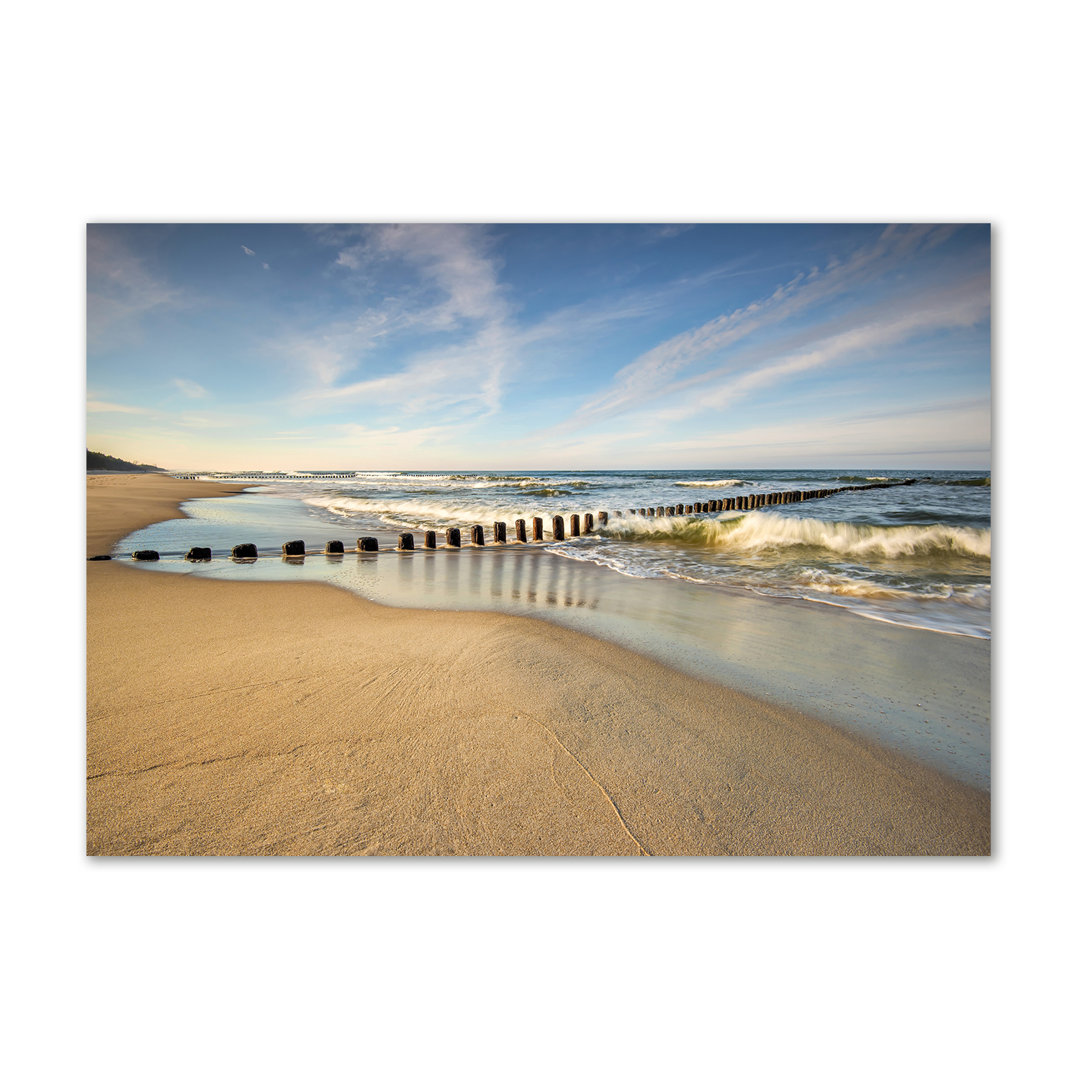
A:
[87, 449, 164, 473]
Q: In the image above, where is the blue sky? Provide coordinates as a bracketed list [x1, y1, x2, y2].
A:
[87, 223, 990, 470]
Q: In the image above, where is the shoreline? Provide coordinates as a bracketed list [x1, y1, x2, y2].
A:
[87, 474, 990, 855]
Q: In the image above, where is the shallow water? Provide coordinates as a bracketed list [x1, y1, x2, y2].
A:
[121, 492, 990, 790]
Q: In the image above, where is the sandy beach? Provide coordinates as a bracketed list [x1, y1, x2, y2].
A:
[86, 473, 990, 855]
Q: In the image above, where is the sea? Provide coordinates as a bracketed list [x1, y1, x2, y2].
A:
[117, 468, 991, 788]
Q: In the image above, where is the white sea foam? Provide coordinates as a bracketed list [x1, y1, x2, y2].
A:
[305, 494, 601, 529]
[673, 478, 744, 487]
[603, 510, 991, 559]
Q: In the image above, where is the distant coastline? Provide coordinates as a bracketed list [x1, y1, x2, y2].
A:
[87, 448, 163, 473]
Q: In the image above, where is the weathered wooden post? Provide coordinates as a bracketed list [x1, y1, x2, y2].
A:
[471, 525, 485, 546]
[532, 517, 544, 541]
[132, 550, 159, 561]
[398, 532, 414, 550]
[444, 528, 461, 548]
[583, 513, 594, 533]
[282, 540, 305, 556]
[598, 511, 608, 526]
[570, 514, 580, 536]
[325, 540, 345, 554]
[515, 519, 528, 542]
[232, 543, 258, 558]
[666, 506, 675, 516]
[493, 520, 507, 543]
[358, 537, 379, 552]
[186, 547, 212, 561]
[552, 515, 565, 539]
[424, 531, 437, 549]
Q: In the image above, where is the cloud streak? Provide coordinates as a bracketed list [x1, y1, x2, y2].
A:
[171, 378, 208, 399]
[562, 224, 964, 430]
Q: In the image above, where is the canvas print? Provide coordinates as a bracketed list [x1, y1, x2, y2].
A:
[86, 223, 990, 855]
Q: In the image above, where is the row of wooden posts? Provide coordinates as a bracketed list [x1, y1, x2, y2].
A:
[114, 480, 915, 561]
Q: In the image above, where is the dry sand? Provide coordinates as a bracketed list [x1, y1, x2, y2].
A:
[86, 474, 990, 855]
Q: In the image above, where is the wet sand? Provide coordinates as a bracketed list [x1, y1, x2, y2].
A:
[86, 473, 990, 855]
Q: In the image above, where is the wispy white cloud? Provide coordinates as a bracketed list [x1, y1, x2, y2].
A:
[648, 270, 989, 424]
[87, 227, 188, 346]
[291, 225, 518, 416]
[563, 224, 964, 429]
[86, 398, 152, 414]
[652, 397, 991, 462]
[526, 395, 990, 469]
[171, 377, 208, 399]
[174, 412, 256, 429]
[650, 224, 697, 240]
[299, 224, 700, 419]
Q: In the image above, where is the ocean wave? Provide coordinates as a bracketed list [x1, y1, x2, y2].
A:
[308, 495, 493, 526]
[305, 494, 599, 529]
[946, 477, 991, 487]
[602, 511, 991, 560]
[836, 474, 893, 483]
[337, 473, 590, 492]
[673, 478, 744, 488]
[793, 569, 990, 603]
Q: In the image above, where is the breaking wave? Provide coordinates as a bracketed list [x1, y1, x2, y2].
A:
[304, 494, 599, 529]
[673, 478, 744, 488]
[603, 511, 990, 561]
